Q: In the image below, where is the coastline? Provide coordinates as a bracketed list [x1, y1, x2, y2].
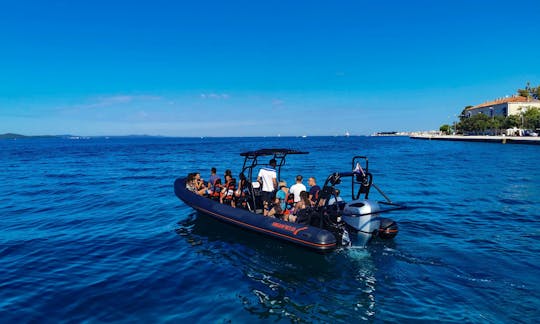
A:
[410, 134, 540, 145]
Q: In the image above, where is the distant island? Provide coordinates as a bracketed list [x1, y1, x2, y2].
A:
[0, 133, 60, 140]
[0, 133, 170, 140]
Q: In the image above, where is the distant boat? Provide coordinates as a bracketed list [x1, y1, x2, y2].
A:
[345, 131, 350, 137]
[301, 135, 307, 138]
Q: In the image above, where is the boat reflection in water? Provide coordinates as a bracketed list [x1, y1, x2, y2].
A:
[174, 211, 399, 322]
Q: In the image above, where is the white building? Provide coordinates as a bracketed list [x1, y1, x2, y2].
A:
[465, 96, 540, 118]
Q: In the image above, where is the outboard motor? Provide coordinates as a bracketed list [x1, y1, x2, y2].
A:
[342, 199, 381, 233]
[378, 218, 398, 239]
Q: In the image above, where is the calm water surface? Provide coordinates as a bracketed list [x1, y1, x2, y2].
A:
[1, 136, 539, 322]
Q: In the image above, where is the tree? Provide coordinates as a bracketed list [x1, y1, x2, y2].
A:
[517, 82, 540, 100]
[522, 107, 540, 129]
[518, 88, 530, 97]
[439, 124, 451, 135]
[490, 116, 505, 135]
[459, 106, 473, 122]
[472, 114, 490, 134]
[503, 115, 520, 129]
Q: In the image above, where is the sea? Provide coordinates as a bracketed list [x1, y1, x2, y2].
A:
[1, 136, 539, 323]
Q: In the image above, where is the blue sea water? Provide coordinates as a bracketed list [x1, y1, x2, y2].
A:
[1, 136, 539, 323]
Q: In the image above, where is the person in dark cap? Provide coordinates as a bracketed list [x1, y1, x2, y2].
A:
[257, 158, 277, 212]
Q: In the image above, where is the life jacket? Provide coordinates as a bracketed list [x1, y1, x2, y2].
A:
[235, 180, 252, 210]
[210, 182, 222, 200]
[221, 179, 236, 204]
[285, 193, 295, 209]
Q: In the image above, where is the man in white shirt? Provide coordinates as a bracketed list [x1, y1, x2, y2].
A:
[257, 159, 277, 210]
[289, 175, 307, 203]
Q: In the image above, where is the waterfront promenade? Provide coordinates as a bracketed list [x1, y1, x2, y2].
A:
[410, 134, 540, 145]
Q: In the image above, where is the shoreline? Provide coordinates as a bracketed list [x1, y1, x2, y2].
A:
[410, 134, 540, 145]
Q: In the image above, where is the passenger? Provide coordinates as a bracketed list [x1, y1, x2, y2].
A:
[327, 188, 344, 205]
[209, 178, 222, 200]
[257, 158, 278, 212]
[208, 167, 220, 188]
[276, 181, 288, 211]
[195, 172, 206, 192]
[235, 173, 251, 210]
[186, 173, 206, 195]
[221, 174, 236, 207]
[185, 173, 197, 192]
[289, 175, 307, 203]
[290, 191, 311, 223]
[266, 196, 283, 218]
[296, 191, 311, 210]
[308, 177, 321, 205]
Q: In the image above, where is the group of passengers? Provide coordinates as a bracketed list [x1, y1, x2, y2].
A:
[256, 158, 326, 222]
[266, 174, 322, 222]
[186, 168, 250, 209]
[185, 159, 340, 223]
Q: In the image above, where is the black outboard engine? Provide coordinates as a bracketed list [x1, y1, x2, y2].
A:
[378, 218, 398, 239]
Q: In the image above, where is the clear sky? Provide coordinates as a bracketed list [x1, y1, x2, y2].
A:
[1, 0, 539, 136]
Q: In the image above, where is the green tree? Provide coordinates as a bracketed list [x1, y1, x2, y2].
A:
[517, 82, 540, 100]
[459, 106, 473, 122]
[439, 124, 451, 135]
[522, 107, 540, 129]
[503, 115, 520, 129]
[490, 116, 505, 135]
[518, 88, 530, 97]
[472, 114, 490, 134]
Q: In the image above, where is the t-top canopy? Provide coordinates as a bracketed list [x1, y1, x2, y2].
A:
[240, 148, 309, 157]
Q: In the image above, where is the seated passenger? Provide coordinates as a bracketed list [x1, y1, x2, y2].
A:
[235, 173, 252, 210]
[327, 188, 344, 205]
[276, 181, 288, 211]
[266, 196, 283, 218]
[194, 172, 207, 193]
[221, 174, 236, 207]
[209, 178, 222, 200]
[289, 191, 311, 222]
[186, 173, 206, 195]
[207, 167, 220, 188]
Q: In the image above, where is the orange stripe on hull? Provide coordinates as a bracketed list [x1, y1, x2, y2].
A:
[193, 205, 336, 249]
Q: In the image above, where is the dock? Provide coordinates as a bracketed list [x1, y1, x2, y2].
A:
[410, 134, 540, 145]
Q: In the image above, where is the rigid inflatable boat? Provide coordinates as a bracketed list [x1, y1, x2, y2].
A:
[174, 149, 404, 252]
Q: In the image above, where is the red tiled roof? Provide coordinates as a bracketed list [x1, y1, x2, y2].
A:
[468, 96, 540, 110]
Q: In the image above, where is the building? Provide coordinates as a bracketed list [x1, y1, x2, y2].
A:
[465, 96, 540, 118]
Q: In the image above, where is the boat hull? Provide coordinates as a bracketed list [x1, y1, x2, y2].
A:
[174, 178, 337, 252]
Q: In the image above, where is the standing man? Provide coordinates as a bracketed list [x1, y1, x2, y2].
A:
[289, 175, 307, 203]
[308, 177, 321, 205]
[257, 158, 278, 211]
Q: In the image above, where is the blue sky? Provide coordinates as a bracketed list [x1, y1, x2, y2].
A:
[1, 0, 539, 136]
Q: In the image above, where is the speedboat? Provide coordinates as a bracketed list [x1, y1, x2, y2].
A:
[174, 149, 404, 252]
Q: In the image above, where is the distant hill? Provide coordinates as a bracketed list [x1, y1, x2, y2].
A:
[0, 133, 170, 140]
[0, 133, 59, 139]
